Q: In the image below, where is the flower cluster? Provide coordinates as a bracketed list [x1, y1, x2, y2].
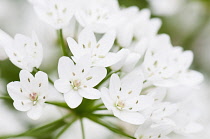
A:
[0, 0, 204, 138]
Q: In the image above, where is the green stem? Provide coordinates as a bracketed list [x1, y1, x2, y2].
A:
[95, 70, 120, 89]
[87, 116, 135, 139]
[45, 101, 70, 109]
[55, 117, 77, 139]
[0, 96, 12, 100]
[33, 68, 54, 84]
[58, 29, 70, 57]
[0, 114, 71, 139]
[80, 118, 85, 139]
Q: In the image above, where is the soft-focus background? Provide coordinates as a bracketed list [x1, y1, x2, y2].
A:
[0, 0, 210, 139]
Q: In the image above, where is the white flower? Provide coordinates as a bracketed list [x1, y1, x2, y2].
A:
[111, 40, 148, 72]
[67, 28, 122, 67]
[29, 0, 75, 29]
[75, 0, 121, 33]
[101, 73, 154, 125]
[116, 8, 161, 48]
[54, 56, 107, 108]
[134, 121, 174, 139]
[143, 34, 203, 87]
[7, 70, 48, 120]
[143, 102, 179, 123]
[3, 31, 43, 72]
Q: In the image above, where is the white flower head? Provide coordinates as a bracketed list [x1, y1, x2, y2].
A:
[29, 0, 75, 29]
[101, 73, 154, 125]
[54, 56, 107, 108]
[4, 31, 43, 72]
[67, 28, 121, 67]
[75, 0, 121, 33]
[7, 70, 49, 120]
[134, 121, 174, 139]
[143, 34, 203, 87]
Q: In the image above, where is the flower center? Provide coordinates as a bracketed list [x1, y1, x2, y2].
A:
[71, 80, 81, 90]
[29, 92, 38, 105]
[115, 100, 125, 110]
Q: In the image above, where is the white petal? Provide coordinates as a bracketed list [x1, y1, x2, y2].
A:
[109, 74, 121, 100]
[7, 81, 28, 100]
[125, 95, 154, 111]
[117, 23, 133, 47]
[54, 79, 71, 93]
[101, 87, 114, 110]
[153, 79, 179, 87]
[96, 30, 116, 55]
[85, 67, 107, 87]
[78, 28, 96, 48]
[78, 87, 101, 99]
[19, 70, 35, 92]
[179, 70, 204, 86]
[110, 48, 129, 71]
[34, 71, 48, 93]
[121, 73, 143, 97]
[58, 56, 74, 80]
[27, 104, 43, 120]
[114, 110, 145, 125]
[93, 52, 121, 67]
[67, 37, 82, 57]
[121, 52, 141, 72]
[64, 92, 83, 108]
[13, 100, 32, 111]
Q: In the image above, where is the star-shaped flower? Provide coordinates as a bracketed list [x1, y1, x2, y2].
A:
[75, 0, 121, 33]
[7, 70, 49, 120]
[67, 28, 122, 67]
[143, 34, 203, 87]
[101, 73, 154, 125]
[2, 31, 43, 72]
[54, 56, 107, 108]
[134, 121, 174, 139]
[29, 0, 75, 29]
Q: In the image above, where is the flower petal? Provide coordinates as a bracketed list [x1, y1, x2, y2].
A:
[78, 87, 101, 99]
[58, 56, 75, 80]
[13, 100, 32, 111]
[84, 67, 107, 87]
[64, 92, 83, 108]
[54, 79, 71, 93]
[114, 110, 145, 125]
[27, 104, 43, 120]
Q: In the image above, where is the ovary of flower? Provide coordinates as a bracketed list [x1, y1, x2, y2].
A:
[29, 0, 74, 29]
[7, 70, 48, 120]
[67, 28, 122, 67]
[54, 56, 107, 108]
[2, 31, 43, 72]
[101, 73, 154, 125]
[143, 34, 203, 87]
